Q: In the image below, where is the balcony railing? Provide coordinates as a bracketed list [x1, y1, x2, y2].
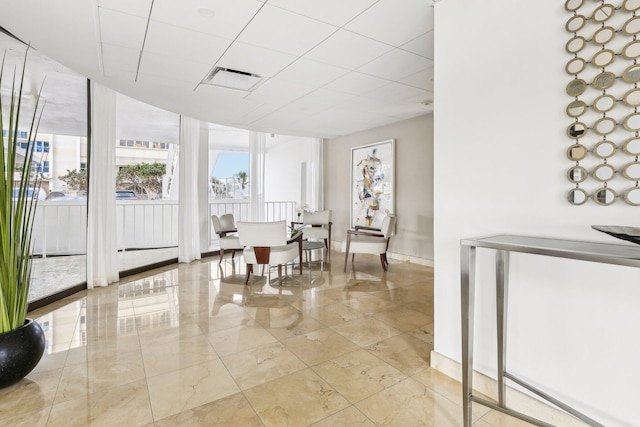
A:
[31, 200, 297, 257]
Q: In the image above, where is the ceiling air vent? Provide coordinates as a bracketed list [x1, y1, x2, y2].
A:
[201, 67, 262, 91]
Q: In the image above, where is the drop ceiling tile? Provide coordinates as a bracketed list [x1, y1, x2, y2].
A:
[101, 43, 140, 78]
[345, 0, 434, 46]
[216, 42, 297, 78]
[234, 103, 281, 126]
[98, 0, 152, 18]
[364, 82, 427, 103]
[244, 77, 316, 106]
[400, 68, 432, 90]
[402, 31, 433, 59]
[99, 8, 147, 49]
[138, 51, 212, 84]
[151, 0, 263, 39]
[277, 88, 354, 115]
[144, 21, 231, 63]
[136, 73, 199, 91]
[305, 29, 393, 70]
[323, 71, 389, 96]
[357, 48, 433, 81]
[268, 0, 377, 26]
[237, 4, 337, 56]
[276, 58, 348, 87]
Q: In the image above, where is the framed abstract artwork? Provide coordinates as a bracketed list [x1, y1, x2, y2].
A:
[350, 139, 395, 228]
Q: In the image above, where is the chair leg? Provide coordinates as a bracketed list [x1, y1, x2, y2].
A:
[380, 254, 388, 271]
[245, 264, 253, 284]
[231, 249, 236, 260]
[278, 264, 283, 285]
[343, 251, 349, 272]
[219, 248, 224, 263]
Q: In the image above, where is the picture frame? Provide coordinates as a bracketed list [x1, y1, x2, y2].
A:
[350, 139, 395, 228]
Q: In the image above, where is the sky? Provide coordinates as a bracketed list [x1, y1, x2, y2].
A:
[212, 152, 249, 179]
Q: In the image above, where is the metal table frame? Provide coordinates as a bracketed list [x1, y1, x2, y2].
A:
[460, 234, 640, 427]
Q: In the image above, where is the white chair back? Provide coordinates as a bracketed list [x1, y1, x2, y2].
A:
[237, 221, 288, 247]
[303, 210, 331, 225]
[219, 213, 236, 231]
[381, 214, 396, 238]
[211, 215, 222, 233]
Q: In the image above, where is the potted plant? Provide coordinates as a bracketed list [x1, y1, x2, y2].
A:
[0, 49, 46, 388]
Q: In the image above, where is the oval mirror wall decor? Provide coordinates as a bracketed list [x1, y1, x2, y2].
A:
[567, 143, 588, 161]
[567, 122, 588, 138]
[623, 16, 640, 36]
[566, 100, 587, 117]
[594, 117, 617, 135]
[593, 164, 616, 182]
[624, 112, 640, 131]
[622, 161, 640, 180]
[566, 79, 587, 96]
[623, 0, 640, 12]
[593, 71, 616, 90]
[592, 4, 615, 23]
[567, 166, 588, 183]
[564, 0, 584, 11]
[593, 187, 617, 205]
[593, 26, 616, 44]
[568, 188, 589, 205]
[623, 64, 640, 83]
[624, 88, 640, 107]
[566, 15, 586, 32]
[623, 187, 640, 206]
[623, 40, 640, 60]
[566, 36, 586, 53]
[593, 140, 617, 158]
[592, 50, 615, 68]
[566, 57, 586, 74]
[623, 137, 640, 155]
[592, 94, 617, 113]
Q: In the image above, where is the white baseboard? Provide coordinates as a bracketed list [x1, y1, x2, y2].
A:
[430, 351, 590, 427]
[333, 241, 434, 268]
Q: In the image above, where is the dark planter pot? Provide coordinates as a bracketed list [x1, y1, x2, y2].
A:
[0, 318, 45, 388]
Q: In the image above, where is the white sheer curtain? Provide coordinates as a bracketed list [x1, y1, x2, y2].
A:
[249, 131, 265, 221]
[308, 138, 324, 211]
[178, 116, 201, 263]
[87, 82, 119, 288]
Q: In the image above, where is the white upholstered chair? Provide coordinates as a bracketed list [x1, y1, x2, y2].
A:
[237, 220, 303, 285]
[299, 210, 332, 249]
[344, 214, 397, 272]
[211, 214, 243, 263]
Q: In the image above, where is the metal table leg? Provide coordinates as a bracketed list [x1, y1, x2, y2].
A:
[461, 244, 476, 427]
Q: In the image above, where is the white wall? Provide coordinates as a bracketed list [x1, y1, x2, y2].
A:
[264, 136, 311, 205]
[326, 115, 434, 263]
[434, 1, 640, 425]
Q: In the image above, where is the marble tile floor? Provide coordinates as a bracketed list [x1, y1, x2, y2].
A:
[4, 252, 542, 426]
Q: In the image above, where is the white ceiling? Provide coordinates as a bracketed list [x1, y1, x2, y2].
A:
[0, 0, 434, 139]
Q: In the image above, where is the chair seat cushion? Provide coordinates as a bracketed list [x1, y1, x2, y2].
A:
[219, 235, 242, 250]
[349, 235, 387, 254]
[243, 242, 299, 265]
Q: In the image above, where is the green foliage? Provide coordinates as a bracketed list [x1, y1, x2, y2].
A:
[58, 169, 87, 192]
[116, 162, 165, 198]
[235, 171, 248, 189]
[0, 50, 44, 333]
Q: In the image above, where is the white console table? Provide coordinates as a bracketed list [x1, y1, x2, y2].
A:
[460, 234, 640, 427]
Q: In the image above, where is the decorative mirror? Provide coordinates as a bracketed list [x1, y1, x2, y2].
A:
[624, 112, 640, 131]
[568, 188, 589, 205]
[593, 187, 617, 205]
[593, 94, 616, 113]
[593, 140, 617, 158]
[623, 0, 640, 12]
[565, 0, 584, 11]
[623, 137, 640, 155]
[593, 26, 616, 45]
[623, 16, 640, 36]
[622, 40, 640, 60]
[594, 117, 617, 135]
[623, 187, 640, 206]
[566, 58, 586, 75]
[623, 88, 640, 107]
[622, 161, 640, 180]
[592, 4, 615, 23]
[566, 15, 586, 32]
[623, 64, 640, 83]
[566, 100, 587, 117]
[567, 143, 588, 160]
[567, 166, 588, 183]
[566, 36, 586, 53]
[567, 122, 587, 138]
[592, 50, 615, 68]
[593, 71, 616, 90]
[593, 164, 616, 182]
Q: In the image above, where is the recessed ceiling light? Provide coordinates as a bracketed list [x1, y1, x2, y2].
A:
[197, 8, 215, 17]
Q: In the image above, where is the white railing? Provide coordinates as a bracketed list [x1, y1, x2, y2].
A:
[31, 199, 297, 256]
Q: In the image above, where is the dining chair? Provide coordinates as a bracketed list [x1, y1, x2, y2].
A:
[237, 220, 303, 285]
[344, 214, 397, 272]
[211, 214, 243, 263]
[300, 209, 332, 250]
